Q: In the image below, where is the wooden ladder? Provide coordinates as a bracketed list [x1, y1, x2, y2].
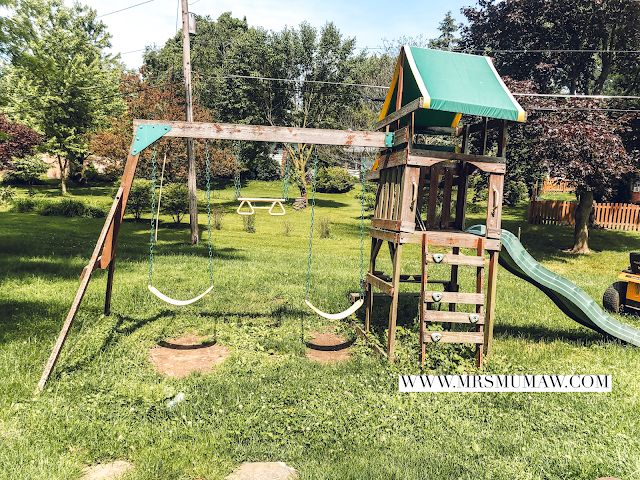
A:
[420, 234, 486, 367]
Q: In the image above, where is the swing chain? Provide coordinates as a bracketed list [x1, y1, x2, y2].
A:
[359, 156, 366, 297]
[205, 140, 214, 285]
[148, 147, 159, 285]
[233, 141, 242, 200]
[304, 151, 319, 301]
[282, 153, 290, 201]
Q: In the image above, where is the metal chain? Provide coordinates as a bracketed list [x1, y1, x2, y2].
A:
[147, 147, 158, 285]
[205, 140, 214, 286]
[282, 152, 290, 200]
[304, 152, 319, 301]
[359, 156, 367, 297]
[233, 141, 242, 200]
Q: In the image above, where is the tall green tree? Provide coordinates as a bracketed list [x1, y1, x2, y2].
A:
[1, 0, 123, 193]
[462, 0, 640, 253]
[429, 11, 459, 51]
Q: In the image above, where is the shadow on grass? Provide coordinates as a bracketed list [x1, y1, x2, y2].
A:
[494, 322, 606, 346]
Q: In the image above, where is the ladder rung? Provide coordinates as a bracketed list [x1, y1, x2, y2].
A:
[423, 310, 485, 325]
[425, 331, 484, 344]
[424, 253, 484, 267]
[424, 291, 484, 305]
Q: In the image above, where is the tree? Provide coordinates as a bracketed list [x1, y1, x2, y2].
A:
[1, 0, 124, 194]
[0, 114, 41, 168]
[462, 0, 640, 253]
[429, 11, 459, 51]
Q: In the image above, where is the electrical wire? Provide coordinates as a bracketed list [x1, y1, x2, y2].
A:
[96, 0, 158, 18]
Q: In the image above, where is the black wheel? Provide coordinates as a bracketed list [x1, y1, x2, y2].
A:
[603, 281, 627, 313]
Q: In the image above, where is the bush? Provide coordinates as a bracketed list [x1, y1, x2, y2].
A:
[356, 190, 376, 211]
[3, 155, 47, 185]
[40, 198, 87, 217]
[243, 215, 256, 233]
[127, 179, 152, 221]
[161, 183, 189, 223]
[0, 186, 16, 205]
[84, 163, 118, 184]
[504, 179, 529, 206]
[13, 197, 41, 212]
[319, 218, 331, 238]
[315, 167, 354, 193]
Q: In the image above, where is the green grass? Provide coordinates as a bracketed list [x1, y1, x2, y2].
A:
[1, 181, 640, 479]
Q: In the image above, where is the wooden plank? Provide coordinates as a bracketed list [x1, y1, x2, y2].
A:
[409, 148, 506, 165]
[424, 291, 484, 305]
[425, 331, 484, 344]
[423, 310, 486, 325]
[133, 119, 390, 148]
[398, 230, 500, 251]
[387, 243, 403, 362]
[424, 253, 485, 267]
[374, 149, 409, 171]
[420, 235, 428, 366]
[392, 126, 410, 147]
[38, 188, 125, 391]
[372, 218, 403, 231]
[369, 228, 401, 243]
[440, 170, 453, 228]
[486, 173, 505, 239]
[484, 251, 500, 355]
[373, 97, 425, 131]
[366, 272, 394, 296]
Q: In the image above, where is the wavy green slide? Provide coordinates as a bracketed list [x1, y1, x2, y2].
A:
[467, 225, 640, 346]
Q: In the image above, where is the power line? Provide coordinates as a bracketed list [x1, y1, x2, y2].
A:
[96, 0, 158, 18]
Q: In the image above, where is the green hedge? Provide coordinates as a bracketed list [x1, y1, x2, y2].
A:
[315, 167, 354, 193]
[12, 197, 106, 218]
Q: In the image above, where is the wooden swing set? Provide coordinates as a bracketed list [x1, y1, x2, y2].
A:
[38, 46, 526, 390]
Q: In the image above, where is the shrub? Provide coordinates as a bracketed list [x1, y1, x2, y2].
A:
[0, 186, 16, 205]
[504, 179, 529, 206]
[319, 218, 331, 238]
[127, 179, 152, 221]
[243, 215, 256, 233]
[161, 183, 189, 223]
[3, 155, 47, 185]
[212, 206, 225, 230]
[40, 198, 86, 217]
[84, 163, 118, 184]
[315, 167, 354, 193]
[13, 197, 41, 212]
[356, 190, 376, 211]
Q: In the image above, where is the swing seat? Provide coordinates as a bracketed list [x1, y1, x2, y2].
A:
[148, 284, 214, 307]
[304, 298, 364, 321]
[237, 197, 286, 216]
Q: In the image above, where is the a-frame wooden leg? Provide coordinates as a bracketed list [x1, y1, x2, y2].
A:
[387, 241, 403, 362]
[37, 189, 125, 391]
[104, 199, 123, 316]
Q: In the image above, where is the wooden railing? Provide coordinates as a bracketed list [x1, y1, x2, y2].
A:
[528, 200, 640, 231]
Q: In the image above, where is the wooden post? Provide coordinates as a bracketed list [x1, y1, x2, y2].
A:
[420, 234, 428, 366]
[103, 199, 122, 316]
[181, 0, 199, 245]
[387, 241, 403, 361]
[484, 251, 499, 356]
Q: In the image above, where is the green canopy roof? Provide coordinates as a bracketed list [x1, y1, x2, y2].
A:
[379, 46, 526, 128]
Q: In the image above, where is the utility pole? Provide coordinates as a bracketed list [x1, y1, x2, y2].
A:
[181, 0, 199, 244]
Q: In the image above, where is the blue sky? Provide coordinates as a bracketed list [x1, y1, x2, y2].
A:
[68, 0, 474, 68]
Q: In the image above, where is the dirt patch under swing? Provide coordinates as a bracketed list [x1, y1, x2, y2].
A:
[305, 332, 354, 363]
[81, 460, 133, 480]
[225, 462, 298, 480]
[149, 335, 230, 378]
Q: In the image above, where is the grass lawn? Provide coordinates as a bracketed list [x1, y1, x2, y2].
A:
[1, 180, 640, 479]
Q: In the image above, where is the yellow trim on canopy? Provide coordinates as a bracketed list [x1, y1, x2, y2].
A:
[451, 113, 463, 128]
[378, 56, 401, 121]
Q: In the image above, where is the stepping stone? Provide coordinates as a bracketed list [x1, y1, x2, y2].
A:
[226, 462, 297, 480]
[149, 335, 229, 378]
[305, 332, 353, 363]
[81, 460, 133, 480]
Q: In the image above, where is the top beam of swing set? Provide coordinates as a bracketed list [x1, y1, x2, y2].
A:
[133, 119, 393, 148]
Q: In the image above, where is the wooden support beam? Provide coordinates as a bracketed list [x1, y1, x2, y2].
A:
[425, 331, 484, 344]
[133, 119, 390, 148]
[424, 253, 485, 267]
[423, 291, 484, 305]
[374, 98, 426, 131]
[484, 251, 500, 355]
[38, 188, 125, 391]
[423, 310, 485, 325]
[366, 272, 394, 296]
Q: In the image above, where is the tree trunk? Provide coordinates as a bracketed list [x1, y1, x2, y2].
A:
[570, 189, 594, 254]
[57, 156, 67, 195]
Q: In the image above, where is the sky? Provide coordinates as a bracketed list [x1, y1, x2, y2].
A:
[66, 0, 474, 69]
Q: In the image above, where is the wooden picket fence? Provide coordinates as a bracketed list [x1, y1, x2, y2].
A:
[528, 200, 640, 231]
